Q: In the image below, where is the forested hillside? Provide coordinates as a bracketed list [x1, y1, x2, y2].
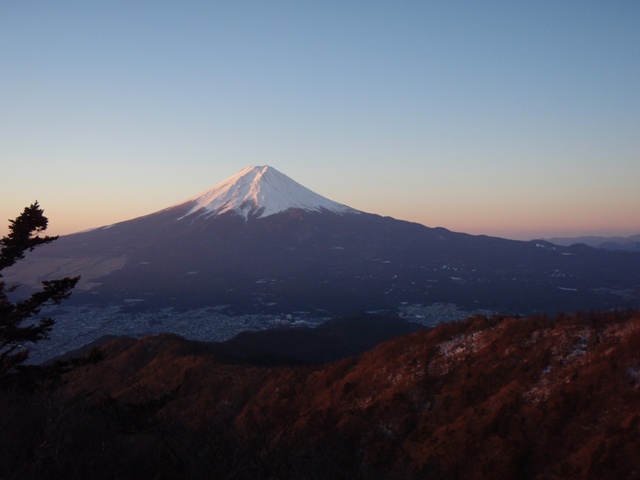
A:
[2, 309, 639, 479]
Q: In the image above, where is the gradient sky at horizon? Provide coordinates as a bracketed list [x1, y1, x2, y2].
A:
[2, 1, 639, 240]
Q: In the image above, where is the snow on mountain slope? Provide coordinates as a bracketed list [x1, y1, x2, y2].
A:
[177, 165, 360, 220]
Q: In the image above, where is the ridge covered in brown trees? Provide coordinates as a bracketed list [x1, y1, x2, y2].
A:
[2, 309, 640, 479]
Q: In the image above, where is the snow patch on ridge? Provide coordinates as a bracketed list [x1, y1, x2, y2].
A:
[178, 165, 359, 220]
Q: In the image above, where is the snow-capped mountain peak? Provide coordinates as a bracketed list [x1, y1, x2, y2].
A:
[179, 165, 359, 220]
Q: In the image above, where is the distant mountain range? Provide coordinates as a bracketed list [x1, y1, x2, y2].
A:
[546, 234, 640, 252]
[6, 165, 640, 322]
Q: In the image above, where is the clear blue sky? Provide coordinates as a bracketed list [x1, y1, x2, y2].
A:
[2, 1, 639, 240]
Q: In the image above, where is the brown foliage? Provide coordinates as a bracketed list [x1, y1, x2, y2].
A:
[2, 310, 640, 479]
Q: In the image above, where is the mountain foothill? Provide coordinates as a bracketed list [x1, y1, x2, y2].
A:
[2, 309, 639, 479]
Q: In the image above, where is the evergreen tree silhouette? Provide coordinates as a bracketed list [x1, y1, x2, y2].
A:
[0, 202, 79, 377]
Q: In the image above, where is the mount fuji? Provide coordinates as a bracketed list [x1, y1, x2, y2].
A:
[6, 165, 640, 319]
[178, 165, 358, 220]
